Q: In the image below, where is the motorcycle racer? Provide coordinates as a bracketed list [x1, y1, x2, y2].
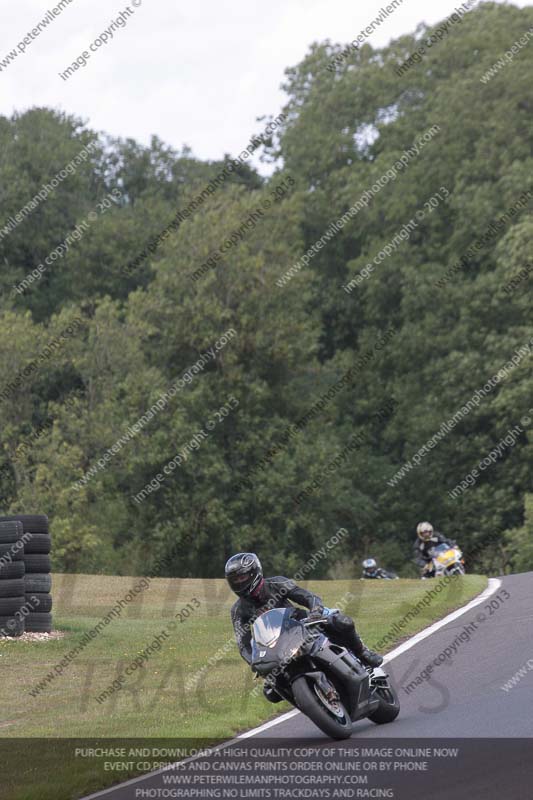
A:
[413, 521, 455, 576]
[225, 552, 383, 701]
[361, 557, 397, 579]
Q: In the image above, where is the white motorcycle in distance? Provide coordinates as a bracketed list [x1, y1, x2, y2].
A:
[423, 543, 466, 578]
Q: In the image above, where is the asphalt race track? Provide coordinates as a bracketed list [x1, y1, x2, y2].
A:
[255, 572, 533, 739]
[84, 572, 533, 800]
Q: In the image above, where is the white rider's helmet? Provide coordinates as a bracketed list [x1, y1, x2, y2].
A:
[362, 557, 377, 570]
[417, 521, 434, 541]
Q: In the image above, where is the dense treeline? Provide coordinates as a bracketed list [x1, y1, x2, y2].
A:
[0, 2, 531, 578]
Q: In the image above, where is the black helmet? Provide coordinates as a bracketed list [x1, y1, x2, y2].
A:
[225, 552, 263, 596]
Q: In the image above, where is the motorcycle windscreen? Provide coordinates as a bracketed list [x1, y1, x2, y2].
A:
[432, 544, 457, 565]
[253, 608, 297, 648]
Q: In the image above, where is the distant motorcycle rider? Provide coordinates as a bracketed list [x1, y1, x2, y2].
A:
[361, 558, 397, 580]
[413, 521, 454, 576]
[226, 553, 383, 701]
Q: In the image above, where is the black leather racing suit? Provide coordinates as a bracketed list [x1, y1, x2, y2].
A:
[413, 532, 454, 570]
[230, 576, 366, 665]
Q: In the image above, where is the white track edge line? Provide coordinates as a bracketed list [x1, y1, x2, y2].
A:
[238, 708, 300, 737]
[381, 577, 501, 663]
[81, 577, 501, 799]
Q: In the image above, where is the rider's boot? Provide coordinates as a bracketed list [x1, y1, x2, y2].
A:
[359, 646, 384, 668]
[352, 633, 383, 668]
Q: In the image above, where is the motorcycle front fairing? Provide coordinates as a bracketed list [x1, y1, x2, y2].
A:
[432, 543, 455, 564]
[430, 543, 464, 573]
[251, 608, 307, 676]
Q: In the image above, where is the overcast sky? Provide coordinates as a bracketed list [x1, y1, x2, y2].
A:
[2, 0, 530, 170]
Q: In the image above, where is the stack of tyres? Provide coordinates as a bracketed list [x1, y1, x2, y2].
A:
[0, 521, 26, 637]
[0, 515, 52, 633]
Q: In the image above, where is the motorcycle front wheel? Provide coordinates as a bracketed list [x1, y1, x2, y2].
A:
[292, 676, 352, 739]
[447, 564, 466, 575]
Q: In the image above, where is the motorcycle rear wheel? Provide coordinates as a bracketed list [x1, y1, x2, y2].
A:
[292, 676, 352, 739]
[368, 685, 400, 725]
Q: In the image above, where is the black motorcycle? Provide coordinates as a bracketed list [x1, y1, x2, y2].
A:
[251, 607, 400, 739]
[362, 568, 398, 580]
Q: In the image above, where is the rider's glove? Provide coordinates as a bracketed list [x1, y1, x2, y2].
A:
[307, 605, 324, 621]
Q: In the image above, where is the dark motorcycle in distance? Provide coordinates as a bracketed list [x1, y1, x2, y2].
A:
[362, 568, 398, 580]
[251, 607, 400, 739]
[361, 557, 398, 580]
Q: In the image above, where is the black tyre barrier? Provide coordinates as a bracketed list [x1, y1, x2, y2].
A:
[0, 512, 53, 635]
[25, 613, 52, 633]
[25, 593, 52, 613]
[0, 543, 24, 561]
[0, 521, 24, 544]
[23, 554, 51, 574]
[0, 515, 49, 534]
[0, 615, 24, 637]
[0, 578, 25, 597]
[0, 562, 25, 579]
[23, 533, 51, 554]
[0, 596, 26, 615]
[24, 573, 52, 593]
